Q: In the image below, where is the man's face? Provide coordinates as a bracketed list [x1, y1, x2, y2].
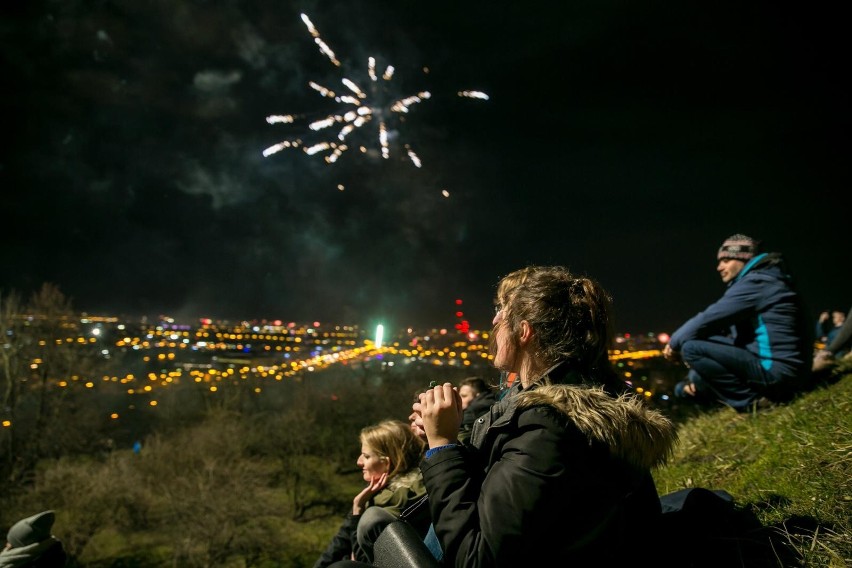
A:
[717, 258, 746, 283]
[832, 311, 846, 326]
[458, 385, 478, 410]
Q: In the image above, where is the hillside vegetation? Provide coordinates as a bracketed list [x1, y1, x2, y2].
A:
[1, 367, 845, 567]
[652, 363, 851, 567]
[1, 287, 848, 568]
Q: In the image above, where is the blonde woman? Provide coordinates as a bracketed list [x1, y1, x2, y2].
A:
[314, 419, 428, 567]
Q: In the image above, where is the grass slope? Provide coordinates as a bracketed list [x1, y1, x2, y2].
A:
[652, 369, 851, 567]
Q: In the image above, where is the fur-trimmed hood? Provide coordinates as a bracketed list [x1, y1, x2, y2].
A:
[516, 384, 677, 470]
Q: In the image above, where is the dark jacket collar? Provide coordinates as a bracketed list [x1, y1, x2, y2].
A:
[539, 360, 584, 387]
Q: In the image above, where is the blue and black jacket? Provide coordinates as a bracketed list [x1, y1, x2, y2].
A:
[669, 253, 812, 382]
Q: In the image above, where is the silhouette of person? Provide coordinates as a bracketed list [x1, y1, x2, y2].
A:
[1, 510, 67, 567]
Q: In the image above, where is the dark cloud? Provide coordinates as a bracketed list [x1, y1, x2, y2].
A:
[2, 0, 849, 332]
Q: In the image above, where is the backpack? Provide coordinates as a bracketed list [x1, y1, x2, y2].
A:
[658, 488, 773, 567]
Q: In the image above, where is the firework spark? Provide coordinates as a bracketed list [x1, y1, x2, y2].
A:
[263, 12, 488, 170]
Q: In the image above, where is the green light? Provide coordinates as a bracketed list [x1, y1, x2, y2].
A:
[375, 324, 384, 349]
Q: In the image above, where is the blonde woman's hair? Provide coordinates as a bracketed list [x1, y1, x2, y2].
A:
[360, 419, 425, 478]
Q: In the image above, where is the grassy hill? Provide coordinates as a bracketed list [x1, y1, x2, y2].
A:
[651, 363, 851, 567]
[2, 360, 848, 567]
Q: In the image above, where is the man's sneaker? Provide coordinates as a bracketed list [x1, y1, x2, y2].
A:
[674, 379, 692, 398]
[812, 350, 836, 373]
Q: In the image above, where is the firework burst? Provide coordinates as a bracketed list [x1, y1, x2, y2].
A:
[262, 13, 488, 170]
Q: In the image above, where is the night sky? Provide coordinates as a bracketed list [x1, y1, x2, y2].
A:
[2, 0, 849, 333]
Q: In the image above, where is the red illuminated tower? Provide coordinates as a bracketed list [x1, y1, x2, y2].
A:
[453, 298, 470, 334]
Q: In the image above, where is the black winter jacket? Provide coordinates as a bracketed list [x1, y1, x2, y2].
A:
[421, 365, 676, 567]
[457, 390, 498, 444]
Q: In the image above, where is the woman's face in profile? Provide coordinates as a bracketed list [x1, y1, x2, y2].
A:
[357, 444, 389, 482]
[491, 308, 518, 373]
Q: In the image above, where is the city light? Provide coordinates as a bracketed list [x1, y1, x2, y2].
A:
[375, 324, 384, 349]
[0, 312, 676, 428]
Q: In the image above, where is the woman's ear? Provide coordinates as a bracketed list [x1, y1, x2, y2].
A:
[518, 320, 534, 346]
